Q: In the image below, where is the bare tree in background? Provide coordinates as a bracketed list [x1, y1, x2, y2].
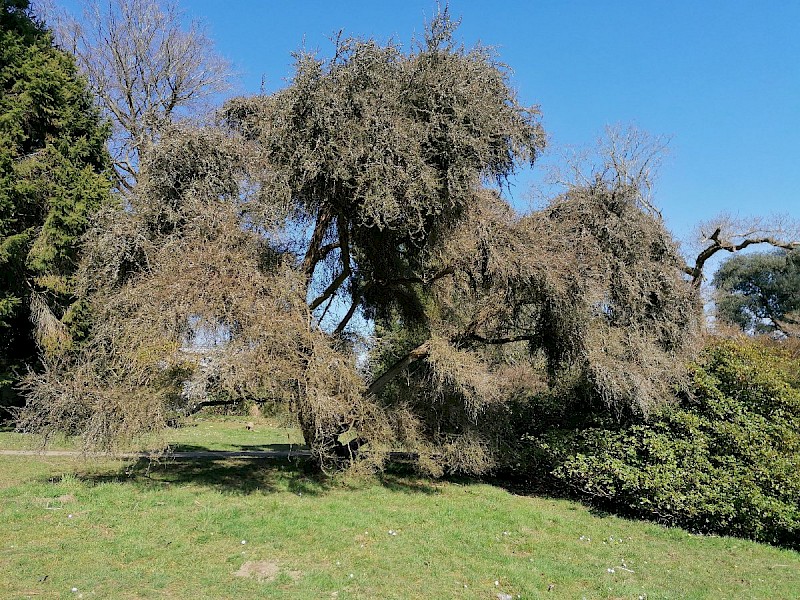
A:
[50, 0, 231, 191]
[553, 129, 800, 290]
[552, 126, 670, 221]
[686, 214, 800, 287]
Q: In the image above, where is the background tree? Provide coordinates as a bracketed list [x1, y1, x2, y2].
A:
[685, 214, 800, 288]
[51, 0, 231, 191]
[713, 250, 800, 336]
[0, 0, 111, 416]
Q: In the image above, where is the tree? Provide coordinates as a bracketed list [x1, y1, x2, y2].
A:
[0, 0, 111, 416]
[51, 0, 231, 191]
[222, 10, 550, 464]
[685, 214, 800, 288]
[713, 250, 800, 336]
[347, 126, 700, 476]
[19, 12, 701, 473]
[19, 127, 350, 449]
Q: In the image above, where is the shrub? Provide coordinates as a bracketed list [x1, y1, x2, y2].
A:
[540, 339, 800, 548]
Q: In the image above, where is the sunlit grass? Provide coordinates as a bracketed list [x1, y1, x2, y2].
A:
[0, 414, 305, 454]
[162, 415, 305, 452]
[0, 425, 80, 452]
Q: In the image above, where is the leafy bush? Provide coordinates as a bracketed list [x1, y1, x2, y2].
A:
[539, 339, 800, 548]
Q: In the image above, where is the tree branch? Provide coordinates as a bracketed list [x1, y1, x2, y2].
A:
[366, 340, 431, 398]
[688, 228, 800, 287]
[184, 398, 240, 415]
[301, 210, 332, 283]
[766, 308, 800, 338]
[462, 333, 537, 345]
[377, 266, 455, 288]
[309, 218, 351, 311]
[333, 295, 359, 335]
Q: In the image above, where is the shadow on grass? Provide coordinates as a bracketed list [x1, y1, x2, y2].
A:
[69, 456, 329, 496]
[166, 443, 304, 453]
[63, 454, 442, 497]
[373, 462, 442, 495]
[486, 471, 575, 503]
[488, 474, 629, 521]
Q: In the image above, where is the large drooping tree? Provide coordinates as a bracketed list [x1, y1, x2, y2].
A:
[222, 11, 553, 464]
[22, 10, 545, 461]
[19, 127, 366, 450]
[365, 129, 701, 471]
[19, 12, 701, 472]
[0, 0, 111, 415]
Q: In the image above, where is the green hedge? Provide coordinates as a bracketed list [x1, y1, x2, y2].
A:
[536, 340, 800, 548]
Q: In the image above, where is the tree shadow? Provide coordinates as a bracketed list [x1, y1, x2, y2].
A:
[61, 454, 445, 497]
[374, 476, 439, 495]
[486, 472, 587, 505]
[373, 465, 443, 495]
[70, 455, 330, 496]
[165, 443, 304, 453]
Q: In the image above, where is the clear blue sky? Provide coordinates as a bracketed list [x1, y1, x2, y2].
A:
[57, 0, 800, 241]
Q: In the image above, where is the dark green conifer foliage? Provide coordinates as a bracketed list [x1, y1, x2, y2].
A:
[0, 0, 111, 411]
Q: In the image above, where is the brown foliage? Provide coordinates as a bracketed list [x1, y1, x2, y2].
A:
[19, 128, 366, 456]
[222, 9, 545, 334]
[537, 178, 701, 416]
[369, 160, 700, 472]
[20, 15, 701, 474]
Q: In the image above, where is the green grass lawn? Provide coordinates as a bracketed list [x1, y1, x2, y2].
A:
[0, 415, 305, 453]
[0, 425, 81, 452]
[160, 415, 306, 452]
[0, 421, 798, 599]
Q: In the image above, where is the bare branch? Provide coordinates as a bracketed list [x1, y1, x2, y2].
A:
[377, 266, 456, 288]
[184, 398, 240, 416]
[366, 340, 432, 398]
[462, 333, 537, 346]
[309, 218, 351, 311]
[549, 125, 670, 220]
[301, 210, 333, 282]
[50, 0, 232, 189]
[688, 214, 800, 287]
[333, 297, 359, 336]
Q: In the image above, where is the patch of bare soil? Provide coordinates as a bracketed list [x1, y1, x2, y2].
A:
[233, 560, 300, 582]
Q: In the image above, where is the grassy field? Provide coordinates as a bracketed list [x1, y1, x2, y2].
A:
[151, 415, 306, 453]
[1, 418, 798, 599]
[0, 415, 305, 453]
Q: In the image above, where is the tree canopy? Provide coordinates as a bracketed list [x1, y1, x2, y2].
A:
[18, 11, 701, 473]
[0, 0, 111, 412]
[713, 250, 800, 336]
[223, 14, 544, 327]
